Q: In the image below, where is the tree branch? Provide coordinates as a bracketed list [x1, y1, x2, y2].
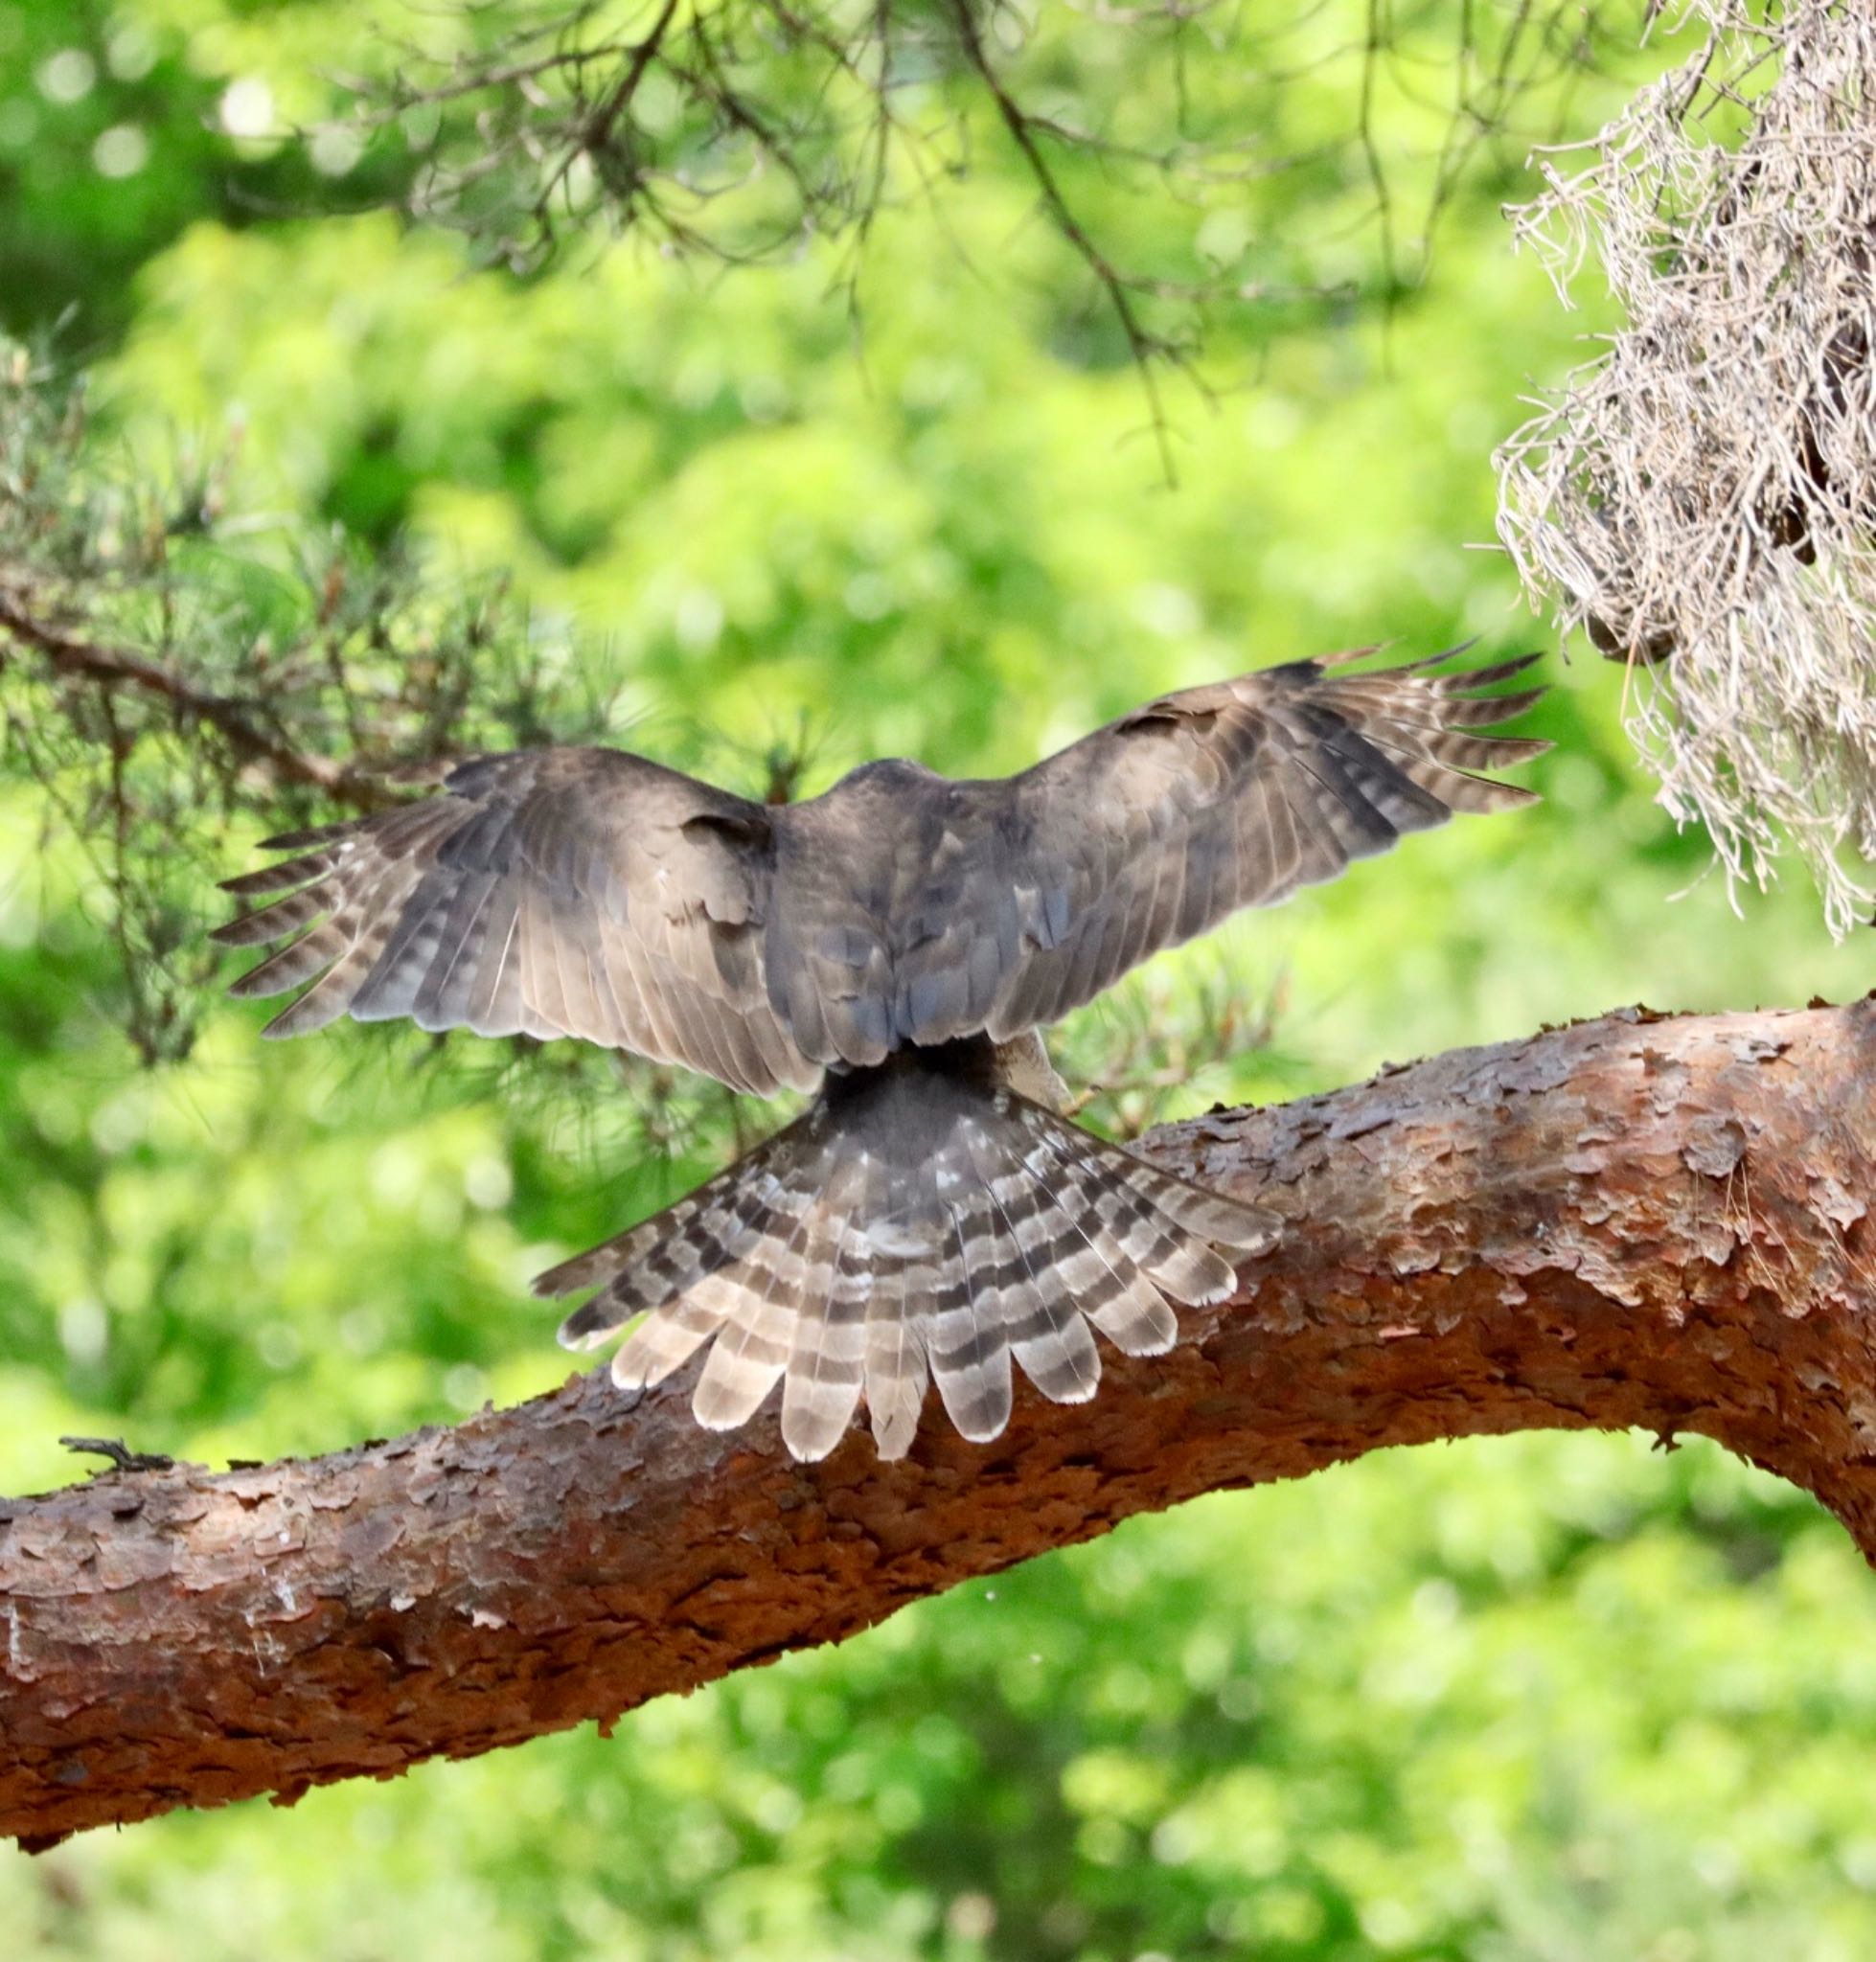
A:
[944, 0, 1184, 479]
[0, 588, 391, 812]
[7, 1000, 1876, 1849]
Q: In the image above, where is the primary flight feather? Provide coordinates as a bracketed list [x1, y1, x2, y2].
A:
[217, 645, 1546, 1460]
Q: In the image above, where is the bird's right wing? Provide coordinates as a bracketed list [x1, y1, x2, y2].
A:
[213, 747, 821, 1096]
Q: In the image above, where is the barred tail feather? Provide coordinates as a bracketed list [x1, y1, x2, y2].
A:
[781, 1224, 870, 1461]
[542, 1053, 1280, 1462]
[859, 1254, 927, 1461]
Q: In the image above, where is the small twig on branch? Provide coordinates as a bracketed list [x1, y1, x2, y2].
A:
[57, 1439, 178, 1476]
[945, 0, 1187, 480]
[583, 0, 682, 152]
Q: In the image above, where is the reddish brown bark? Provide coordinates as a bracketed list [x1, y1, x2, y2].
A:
[6, 1000, 1876, 1849]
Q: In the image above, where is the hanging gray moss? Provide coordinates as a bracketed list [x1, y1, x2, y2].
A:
[1497, 1, 1876, 934]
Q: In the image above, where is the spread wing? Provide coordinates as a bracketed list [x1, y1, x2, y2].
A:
[213, 747, 820, 1096]
[870, 645, 1547, 1048]
[216, 647, 1544, 1086]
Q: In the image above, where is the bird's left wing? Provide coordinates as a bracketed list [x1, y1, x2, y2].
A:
[213, 747, 821, 1096]
[892, 645, 1547, 1047]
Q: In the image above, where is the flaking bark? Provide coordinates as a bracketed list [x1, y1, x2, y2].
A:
[6, 1000, 1876, 1848]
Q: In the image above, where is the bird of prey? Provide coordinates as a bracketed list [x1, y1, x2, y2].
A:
[216, 646, 1545, 1461]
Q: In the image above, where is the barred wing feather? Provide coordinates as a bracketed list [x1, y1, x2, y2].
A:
[215, 747, 821, 1096]
[864, 646, 1547, 1049]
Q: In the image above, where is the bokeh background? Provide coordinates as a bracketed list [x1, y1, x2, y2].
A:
[6, 3, 1876, 1957]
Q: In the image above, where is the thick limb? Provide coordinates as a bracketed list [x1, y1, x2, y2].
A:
[5, 1001, 1874, 1847]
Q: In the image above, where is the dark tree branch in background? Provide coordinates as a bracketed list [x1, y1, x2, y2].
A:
[352, 0, 1634, 420]
[0, 589, 390, 812]
[943, 0, 1185, 479]
[7, 1000, 1875, 1848]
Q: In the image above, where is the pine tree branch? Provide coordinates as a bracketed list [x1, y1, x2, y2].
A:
[7, 1000, 1876, 1849]
[0, 587, 391, 810]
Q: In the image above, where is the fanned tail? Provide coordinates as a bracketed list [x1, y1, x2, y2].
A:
[542, 1048, 1279, 1462]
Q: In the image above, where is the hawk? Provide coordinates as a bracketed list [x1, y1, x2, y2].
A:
[216, 646, 1545, 1460]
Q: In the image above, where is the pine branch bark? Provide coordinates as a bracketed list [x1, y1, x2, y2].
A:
[7, 1000, 1875, 1850]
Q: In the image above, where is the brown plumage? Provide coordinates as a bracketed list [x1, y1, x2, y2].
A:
[216, 645, 1547, 1459]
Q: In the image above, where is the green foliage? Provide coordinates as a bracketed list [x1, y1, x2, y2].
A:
[6, 2, 1876, 1956]
[0, 0, 409, 345]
